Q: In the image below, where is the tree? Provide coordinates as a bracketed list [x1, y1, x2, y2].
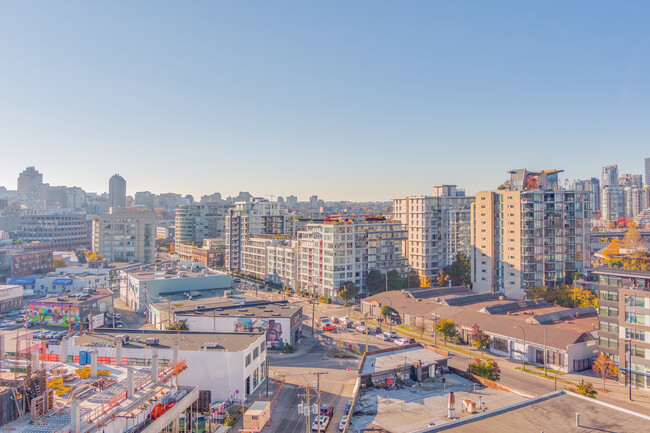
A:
[471, 323, 490, 354]
[567, 382, 597, 398]
[623, 224, 643, 249]
[602, 239, 622, 261]
[166, 320, 189, 331]
[86, 252, 104, 262]
[592, 352, 618, 390]
[75, 250, 87, 264]
[447, 253, 471, 286]
[404, 270, 420, 289]
[526, 286, 548, 300]
[366, 270, 384, 294]
[435, 318, 457, 344]
[380, 305, 392, 323]
[338, 281, 359, 302]
[387, 270, 401, 291]
[436, 270, 450, 287]
[52, 258, 67, 268]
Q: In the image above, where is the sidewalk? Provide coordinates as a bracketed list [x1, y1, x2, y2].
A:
[355, 315, 650, 415]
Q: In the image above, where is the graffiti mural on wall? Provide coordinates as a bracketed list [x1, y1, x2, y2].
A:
[28, 304, 80, 327]
[233, 318, 268, 333]
[267, 320, 283, 349]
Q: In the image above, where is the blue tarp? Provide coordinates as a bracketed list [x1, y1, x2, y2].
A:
[52, 279, 73, 285]
[8, 278, 35, 285]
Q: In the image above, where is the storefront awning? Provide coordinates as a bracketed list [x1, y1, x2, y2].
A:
[8, 278, 35, 285]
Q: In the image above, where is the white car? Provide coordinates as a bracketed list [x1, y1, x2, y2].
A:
[395, 338, 410, 346]
[312, 415, 330, 431]
[5, 320, 16, 326]
[385, 330, 398, 339]
[339, 415, 348, 431]
[376, 333, 390, 341]
[356, 325, 366, 333]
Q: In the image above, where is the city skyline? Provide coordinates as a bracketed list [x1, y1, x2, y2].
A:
[1, 2, 650, 200]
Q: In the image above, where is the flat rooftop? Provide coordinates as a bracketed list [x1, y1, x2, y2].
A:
[30, 288, 112, 305]
[439, 391, 650, 432]
[350, 373, 525, 433]
[7, 360, 196, 433]
[175, 300, 302, 318]
[152, 294, 256, 311]
[127, 268, 226, 280]
[361, 346, 448, 376]
[75, 328, 264, 352]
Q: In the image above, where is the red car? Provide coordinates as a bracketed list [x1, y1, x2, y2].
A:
[320, 404, 334, 417]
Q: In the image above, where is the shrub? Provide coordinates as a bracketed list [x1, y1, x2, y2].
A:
[319, 296, 331, 304]
[468, 358, 501, 381]
[282, 345, 295, 354]
[566, 382, 597, 398]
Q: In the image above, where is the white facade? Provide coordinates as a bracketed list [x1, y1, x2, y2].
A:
[28, 273, 109, 294]
[57, 331, 267, 402]
[297, 216, 407, 297]
[625, 187, 646, 220]
[393, 185, 474, 278]
[92, 209, 156, 263]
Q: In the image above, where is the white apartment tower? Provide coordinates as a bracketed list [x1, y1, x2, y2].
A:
[297, 215, 407, 298]
[392, 185, 474, 279]
[175, 203, 231, 249]
[601, 186, 625, 222]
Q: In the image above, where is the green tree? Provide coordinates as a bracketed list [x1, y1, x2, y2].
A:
[366, 270, 385, 294]
[387, 270, 401, 291]
[447, 253, 471, 286]
[404, 269, 420, 288]
[75, 250, 87, 264]
[435, 318, 457, 344]
[338, 281, 359, 302]
[52, 257, 67, 268]
[380, 305, 392, 323]
[166, 320, 189, 331]
[525, 285, 548, 300]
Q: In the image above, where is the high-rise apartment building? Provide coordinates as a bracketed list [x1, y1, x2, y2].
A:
[567, 178, 600, 212]
[619, 174, 643, 188]
[602, 165, 619, 187]
[590, 265, 650, 389]
[92, 208, 156, 263]
[645, 157, 650, 186]
[624, 187, 646, 220]
[174, 203, 231, 250]
[225, 200, 294, 272]
[297, 215, 407, 298]
[601, 186, 625, 222]
[392, 185, 474, 279]
[108, 174, 127, 209]
[471, 171, 591, 299]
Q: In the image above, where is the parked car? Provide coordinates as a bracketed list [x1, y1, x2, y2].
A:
[339, 317, 351, 325]
[356, 325, 366, 333]
[0, 320, 8, 327]
[320, 404, 334, 417]
[32, 330, 42, 339]
[368, 326, 382, 334]
[330, 317, 339, 324]
[353, 320, 365, 327]
[233, 278, 241, 282]
[25, 321, 35, 328]
[376, 333, 390, 341]
[5, 320, 16, 326]
[352, 305, 361, 311]
[395, 338, 415, 346]
[339, 415, 348, 431]
[312, 416, 330, 431]
[385, 330, 398, 339]
[345, 402, 352, 415]
[46, 339, 61, 345]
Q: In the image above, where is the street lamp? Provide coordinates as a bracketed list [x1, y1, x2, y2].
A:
[514, 325, 527, 372]
[431, 313, 440, 348]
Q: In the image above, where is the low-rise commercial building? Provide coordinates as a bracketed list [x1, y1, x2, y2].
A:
[362, 288, 598, 373]
[12, 213, 89, 250]
[10, 271, 109, 294]
[120, 265, 231, 313]
[173, 300, 303, 349]
[175, 242, 225, 268]
[0, 284, 23, 313]
[27, 288, 113, 328]
[60, 328, 267, 401]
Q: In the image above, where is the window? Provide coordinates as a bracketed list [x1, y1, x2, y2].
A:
[492, 337, 508, 352]
[626, 328, 646, 342]
[599, 305, 618, 318]
[253, 347, 259, 359]
[245, 354, 251, 367]
[260, 342, 266, 353]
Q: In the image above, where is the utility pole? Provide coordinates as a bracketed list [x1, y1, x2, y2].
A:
[312, 294, 316, 335]
[544, 329, 548, 376]
[364, 313, 369, 353]
[313, 372, 328, 432]
[305, 382, 310, 433]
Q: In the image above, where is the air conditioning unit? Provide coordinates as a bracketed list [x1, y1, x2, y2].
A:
[196, 305, 206, 310]
[145, 337, 159, 346]
[115, 335, 129, 344]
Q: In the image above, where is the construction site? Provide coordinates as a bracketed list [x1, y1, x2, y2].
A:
[0, 331, 199, 433]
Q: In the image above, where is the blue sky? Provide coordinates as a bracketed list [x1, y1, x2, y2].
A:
[1, 1, 649, 201]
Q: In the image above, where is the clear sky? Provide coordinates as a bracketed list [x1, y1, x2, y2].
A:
[1, 1, 649, 201]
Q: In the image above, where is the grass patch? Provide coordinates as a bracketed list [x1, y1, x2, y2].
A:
[514, 366, 575, 385]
